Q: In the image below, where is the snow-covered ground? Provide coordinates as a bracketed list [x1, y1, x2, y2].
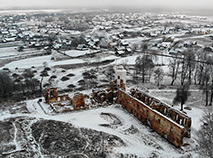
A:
[0, 47, 19, 57]
[0, 47, 44, 59]
[3, 100, 198, 158]
[64, 50, 93, 57]
[3, 51, 120, 70]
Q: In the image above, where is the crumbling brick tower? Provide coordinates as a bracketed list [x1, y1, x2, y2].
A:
[72, 93, 86, 110]
[45, 88, 58, 103]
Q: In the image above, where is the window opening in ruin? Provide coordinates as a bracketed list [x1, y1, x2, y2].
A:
[183, 119, 186, 125]
[149, 98, 151, 105]
[136, 113, 138, 117]
[164, 108, 167, 114]
[118, 76, 120, 79]
[180, 119, 182, 125]
[146, 110, 149, 117]
[50, 90, 53, 97]
[163, 132, 168, 139]
[137, 104, 140, 110]
[57, 97, 61, 102]
[170, 126, 173, 132]
[131, 109, 134, 115]
[158, 119, 161, 123]
[175, 137, 179, 143]
[146, 119, 151, 126]
[176, 114, 178, 121]
[188, 121, 191, 128]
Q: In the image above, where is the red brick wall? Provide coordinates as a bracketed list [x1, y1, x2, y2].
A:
[73, 93, 85, 110]
[130, 89, 191, 137]
[45, 88, 58, 103]
[117, 90, 190, 148]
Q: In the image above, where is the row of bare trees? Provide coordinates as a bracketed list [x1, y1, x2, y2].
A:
[133, 45, 213, 157]
[0, 71, 13, 98]
[0, 69, 42, 101]
[133, 46, 213, 107]
[135, 54, 154, 83]
[169, 48, 213, 106]
[169, 49, 196, 86]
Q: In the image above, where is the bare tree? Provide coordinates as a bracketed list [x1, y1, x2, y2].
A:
[71, 35, 86, 48]
[196, 62, 205, 85]
[209, 80, 213, 106]
[180, 49, 196, 85]
[198, 55, 213, 106]
[140, 41, 149, 52]
[169, 55, 180, 85]
[154, 68, 164, 87]
[120, 59, 128, 70]
[173, 82, 190, 111]
[131, 43, 138, 52]
[194, 50, 204, 85]
[185, 50, 196, 84]
[22, 69, 34, 80]
[197, 108, 213, 158]
[47, 32, 57, 54]
[95, 55, 102, 73]
[135, 55, 155, 83]
[0, 71, 13, 99]
[199, 64, 211, 106]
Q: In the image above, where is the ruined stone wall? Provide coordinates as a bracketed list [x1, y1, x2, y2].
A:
[44, 87, 192, 148]
[117, 90, 191, 148]
[45, 88, 58, 103]
[45, 88, 72, 103]
[45, 88, 87, 112]
[130, 89, 191, 138]
[73, 93, 87, 110]
[92, 89, 118, 105]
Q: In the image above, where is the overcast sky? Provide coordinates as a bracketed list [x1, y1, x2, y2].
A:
[0, 0, 213, 10]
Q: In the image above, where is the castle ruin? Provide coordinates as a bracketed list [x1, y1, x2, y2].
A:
[45, 65, 191, 148]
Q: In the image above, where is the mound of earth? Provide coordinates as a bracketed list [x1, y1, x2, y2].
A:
[0, 120, 15, 154]
[31, 119, 125, 158]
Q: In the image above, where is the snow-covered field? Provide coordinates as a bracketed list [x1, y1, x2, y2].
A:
[3, 50, 120, 70]
[64, 49, 97, 57]
[0, 47, 44, 59]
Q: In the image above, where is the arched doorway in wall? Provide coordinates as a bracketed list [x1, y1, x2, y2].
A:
[50, 90, 53, 97]
[146, 118, 151, 126]
[108, 91, 114, 104]
[131, 109, 134, 115]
